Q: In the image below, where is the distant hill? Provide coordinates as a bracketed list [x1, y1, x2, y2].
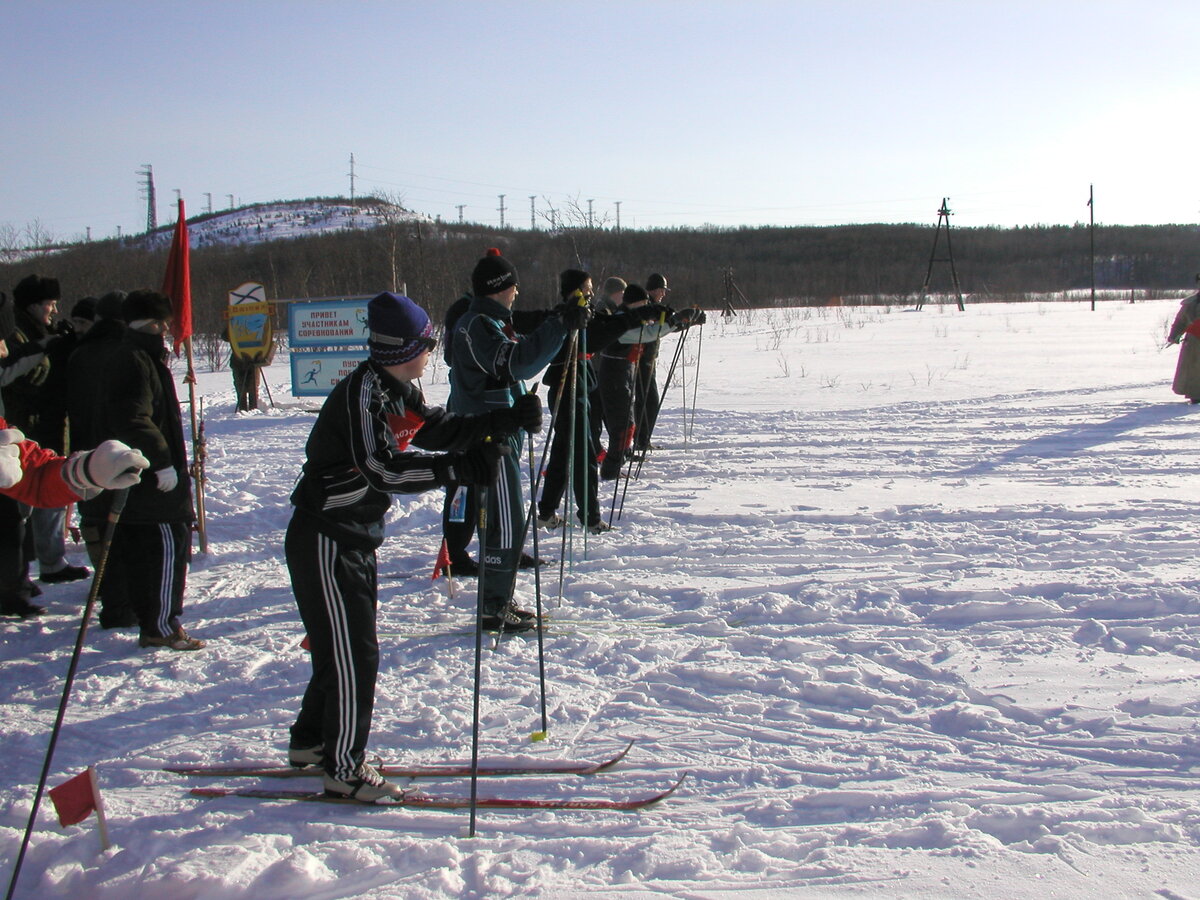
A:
[181, 197, 432, 249]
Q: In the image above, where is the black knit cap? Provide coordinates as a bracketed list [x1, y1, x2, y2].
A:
[12, 274, 61, 307]
[471, 248, 519, 297]
[559, 269, 590, 298]
[0, 292, 15, 341]
[622, 284, 649, 305]
[121, 289, 173, 323]
[71, 297, 98, 321]
[646, 273, 669, 292]
[96, 291, 127, 321]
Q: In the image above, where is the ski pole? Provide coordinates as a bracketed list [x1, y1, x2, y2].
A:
[555, 334, 580, 608]
[468, 470, 489, 838]
[6, 487, 130, 900]
[687, 321, 705, 444]
[528, 436, 549, 743]
[633, 325, 690, 482]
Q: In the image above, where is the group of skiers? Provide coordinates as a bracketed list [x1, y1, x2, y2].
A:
[0, 253, 704, 804]
[0, 276, 204, 649]
[285, 249, 704, 801]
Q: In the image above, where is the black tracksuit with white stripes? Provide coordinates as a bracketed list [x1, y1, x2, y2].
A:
[287, 359, 492, 781]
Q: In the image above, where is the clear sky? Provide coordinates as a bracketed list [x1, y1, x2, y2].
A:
[4, 0, 1199, 244]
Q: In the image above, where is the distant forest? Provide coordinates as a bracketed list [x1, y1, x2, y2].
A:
[2, 216, 1198, 338]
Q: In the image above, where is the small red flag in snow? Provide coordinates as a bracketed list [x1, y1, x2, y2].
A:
[161, 197, 193, 356]
[300, 634, 311, 651]
[49, 769, 97, 826]
[432, 538, 451, 580]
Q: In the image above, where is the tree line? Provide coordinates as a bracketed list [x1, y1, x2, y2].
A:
[3, 209, 1198, 338]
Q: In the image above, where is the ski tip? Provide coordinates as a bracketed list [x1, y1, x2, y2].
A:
[190, 787, 230, 798]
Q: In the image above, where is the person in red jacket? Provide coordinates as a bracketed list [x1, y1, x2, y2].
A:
[0, 418, 148, 616]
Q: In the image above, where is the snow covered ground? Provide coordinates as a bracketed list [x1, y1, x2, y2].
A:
[3, 297, 1199, 899]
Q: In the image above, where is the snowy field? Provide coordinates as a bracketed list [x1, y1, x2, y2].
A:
[3, 297, 1199, 899]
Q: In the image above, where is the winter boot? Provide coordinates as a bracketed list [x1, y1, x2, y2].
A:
[323, 762, 406, 803]
[288, 745, 323, 768]
[139, 627, 206, 651]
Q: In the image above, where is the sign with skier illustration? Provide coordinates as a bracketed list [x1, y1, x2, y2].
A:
[290, 351, 369, 397]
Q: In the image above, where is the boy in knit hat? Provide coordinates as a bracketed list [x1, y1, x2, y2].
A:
[286, 291, 539, 802]
[447, 250, 589, 629]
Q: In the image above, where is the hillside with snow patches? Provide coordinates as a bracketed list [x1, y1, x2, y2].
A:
[2, 298, 1200, 899]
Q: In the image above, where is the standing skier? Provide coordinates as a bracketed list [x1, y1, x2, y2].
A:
[286, 292, 539, 803]
[447, 249, 588, 628]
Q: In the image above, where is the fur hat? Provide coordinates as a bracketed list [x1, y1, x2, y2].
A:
[12, 274, 61, 307]
[622, 284, 649, 305]
[471, 248, 519, 297]
[0, 292, 15, 341]
[121, 289, 173, 323]
[366, 292, 433, 366]
[559, 269, 591, 299]
[96, 291, 127, 321]
[646, 273, 669, 292]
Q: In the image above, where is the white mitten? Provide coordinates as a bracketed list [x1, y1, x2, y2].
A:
[0, 428, 24, 490]
[154, 467, 179, 492]
[63, 441, 150, 497]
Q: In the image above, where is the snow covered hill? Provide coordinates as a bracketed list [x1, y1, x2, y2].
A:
[2, 298, 1199, 899]
[184, 199, 431, 249]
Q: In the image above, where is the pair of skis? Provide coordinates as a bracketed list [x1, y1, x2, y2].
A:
[173, 740, 685, 811]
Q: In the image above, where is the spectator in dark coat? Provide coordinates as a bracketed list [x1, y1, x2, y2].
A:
[67, 292, 137, 627]
[67, 289, 201, 650]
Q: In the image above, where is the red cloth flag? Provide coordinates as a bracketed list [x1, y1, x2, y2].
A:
[161, 197, 193, 356]
[49, 769, 97, 826]
[432, 538, 451, 580]
[300, 634, 311, 651]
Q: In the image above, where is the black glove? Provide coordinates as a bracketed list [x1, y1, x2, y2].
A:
[629, 304, 667, 325]
[511, 391, 543, 434]
[51, 319, 75, 337]
[677, 307, 707, 328]
[486, 391, 543, 435]
[558, 291, 594, 331]
[442, 443, 509, 486]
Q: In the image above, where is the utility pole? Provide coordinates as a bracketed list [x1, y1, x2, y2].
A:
[498, 194, 506, 228]
[587, 199, 594, 229]
[530, 195, 536, 230]
[1089, 184, 1096, 311]
[137, 164, 157, 233]
[204, 193, 213, 214]
[614, 201, 621, 233]
[915, 198, 965, 312]
[348, 153, 356, 206]
[85, 227, 91, 242]
[227, 194, 234, 210]
[456, 205, 465, 224]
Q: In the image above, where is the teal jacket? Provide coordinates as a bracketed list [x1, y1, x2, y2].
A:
[447, 295, 566, 415]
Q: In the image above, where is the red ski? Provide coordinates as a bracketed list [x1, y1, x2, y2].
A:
[190, 774, 686, 811]
[165, 739, 633, 779]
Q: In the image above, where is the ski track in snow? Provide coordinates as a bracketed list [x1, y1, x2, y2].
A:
[2, 299, 1199, 899]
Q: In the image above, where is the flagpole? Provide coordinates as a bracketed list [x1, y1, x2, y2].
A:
[184, 336, 208, 553]
[87, 767, 111, 852]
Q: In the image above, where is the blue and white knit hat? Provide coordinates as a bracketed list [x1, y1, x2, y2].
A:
[367, 292, 433, 365]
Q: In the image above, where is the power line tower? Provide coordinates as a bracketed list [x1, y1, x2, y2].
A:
[530, 195, 536, 230]
[498, 194, 506, 228]
[915, 197, 965, 311]
[456, 205, 465, 224]
[348, 153, 356, 206]
[722, 267, 749, 316]
[137, 164, 157, 233]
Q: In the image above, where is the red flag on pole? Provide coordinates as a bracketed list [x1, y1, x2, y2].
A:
[161, 197, 192, 356]
[432, 537, 451, 580]
[49, 769, 97, 826]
